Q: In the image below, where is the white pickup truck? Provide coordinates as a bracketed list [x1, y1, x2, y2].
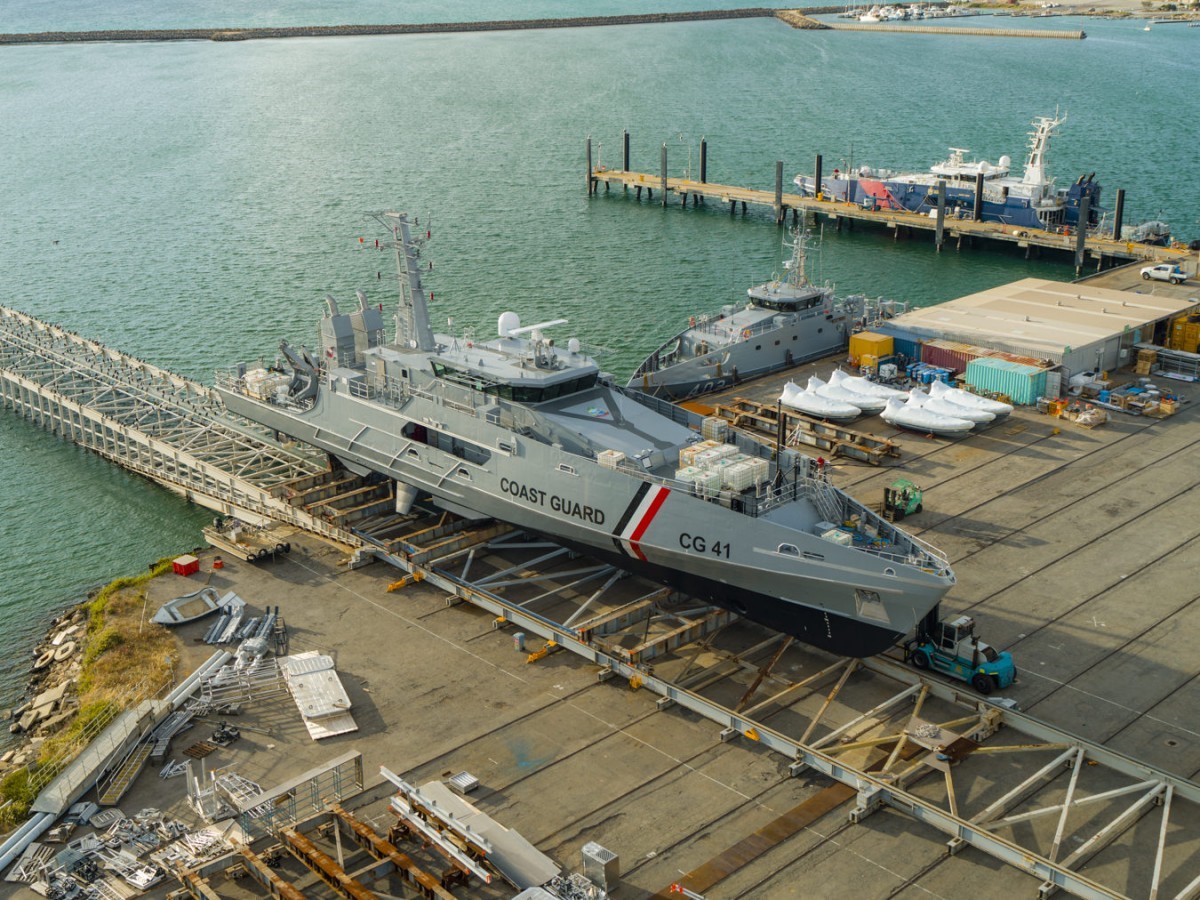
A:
[1141, 264, 1188, 285]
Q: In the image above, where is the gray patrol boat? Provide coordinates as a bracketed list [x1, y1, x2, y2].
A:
[216, 212, 954, 657]
[626, 230, 868, 401]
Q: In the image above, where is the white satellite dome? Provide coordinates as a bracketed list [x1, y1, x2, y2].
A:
[978, 160, 991, 174]
[498, 311, 521, 338]
[998, 154, 1012, 169]
[567, 337, 581, 354]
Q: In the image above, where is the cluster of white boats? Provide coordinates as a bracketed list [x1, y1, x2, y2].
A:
[779, 370, 1013, 436]
[841, 4, 977, 22]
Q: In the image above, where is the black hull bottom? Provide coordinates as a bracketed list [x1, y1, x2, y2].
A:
[543, 536, 904, 658]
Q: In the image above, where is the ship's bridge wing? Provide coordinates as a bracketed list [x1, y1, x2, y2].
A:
[537, 385, 693, 464]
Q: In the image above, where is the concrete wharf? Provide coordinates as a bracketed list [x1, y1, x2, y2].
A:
[4, 298, 1200, 898]
[102, 379, 1200, 900]
[586, 135, 1193, 274]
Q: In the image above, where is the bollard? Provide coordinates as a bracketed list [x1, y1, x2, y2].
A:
[514, 632, 526, 652]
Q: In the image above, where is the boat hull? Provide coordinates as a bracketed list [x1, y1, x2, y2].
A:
[628, 316, 851, 400]
[796, 174, 1101, 231]
[217, 385, 951, 657]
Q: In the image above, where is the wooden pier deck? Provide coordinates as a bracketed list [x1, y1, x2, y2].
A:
[588, 162, 1191, 271]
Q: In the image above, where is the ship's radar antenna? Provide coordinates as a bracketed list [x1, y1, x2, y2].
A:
[370, 211, 436, 352]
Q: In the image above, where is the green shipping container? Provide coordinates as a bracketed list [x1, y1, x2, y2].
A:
[964, 357, 1048, 406]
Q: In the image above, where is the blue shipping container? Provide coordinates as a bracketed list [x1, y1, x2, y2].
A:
[964, 358, 1048, 405]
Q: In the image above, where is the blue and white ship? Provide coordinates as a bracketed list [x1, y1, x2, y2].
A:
[794, 114, 1102, 232]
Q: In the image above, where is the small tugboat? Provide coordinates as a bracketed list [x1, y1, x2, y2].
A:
[627, 230, 870, 400]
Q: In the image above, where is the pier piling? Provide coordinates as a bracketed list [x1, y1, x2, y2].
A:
[1113, 189, 1125, 243]
[586, 137, 593, 195]
[813, 154, 822, 200]
[1075, 193, 1090, 275]
[700, 138, 707, 184]
[661, 144, 668, 207]
[774, 161, 784, 224]
[973, 172, 984, 222]
[935, 179, 946, 251]
[622, 129, 630, 173]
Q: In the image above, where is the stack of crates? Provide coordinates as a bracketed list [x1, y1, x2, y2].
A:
[1168, 316, 1200, 354]
[598, 449, 626, 469]
[1135, 349, 1157, 376]
[676, 440, 771, 493]
[701, 416, 729, 442]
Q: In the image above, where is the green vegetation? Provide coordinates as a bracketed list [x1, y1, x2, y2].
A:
[0, 558, 181, 829]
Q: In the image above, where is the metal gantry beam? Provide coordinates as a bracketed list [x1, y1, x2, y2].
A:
[0, 306, 363, 545]
[373, 536, 1200, 900]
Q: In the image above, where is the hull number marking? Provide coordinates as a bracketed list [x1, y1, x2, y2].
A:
[680, 533, 731, 558]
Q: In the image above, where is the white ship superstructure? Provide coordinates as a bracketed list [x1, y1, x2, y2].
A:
[216, 212, 954, 657]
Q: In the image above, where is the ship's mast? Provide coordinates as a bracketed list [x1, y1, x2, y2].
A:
[372, 211, 436, 352]
[1021, 113, 1064, 190]
[782, 227, 813, 288]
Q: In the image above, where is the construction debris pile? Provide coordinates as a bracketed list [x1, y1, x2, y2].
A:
[4, 806, 228, 898]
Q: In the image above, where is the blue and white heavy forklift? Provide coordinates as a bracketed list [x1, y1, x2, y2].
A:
[904, 610, 1016, 695]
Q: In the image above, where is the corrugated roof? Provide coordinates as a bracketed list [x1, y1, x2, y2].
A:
[885, 278, 1199, 358]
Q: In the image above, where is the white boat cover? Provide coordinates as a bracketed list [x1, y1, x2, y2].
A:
[780, 381, 861, 421]
[830, 369, 909, 399]
[809, 374, 887, 413]
[881, 396, 974, 436]
[929, 379, 1014, 415]
[910, 388, 995, 424]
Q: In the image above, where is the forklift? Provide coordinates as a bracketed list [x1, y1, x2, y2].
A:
[882, 479, 923, 522]
[904, 607, 1016, 695]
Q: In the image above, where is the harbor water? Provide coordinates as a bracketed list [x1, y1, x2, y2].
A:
[2, 1, 1198, 717]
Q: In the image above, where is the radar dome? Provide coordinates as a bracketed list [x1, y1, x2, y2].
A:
[498, 311, 521, 338]
[998, 154, 1012, 169]
[978, 161, 991, 174]
[567, 338, 581, 354]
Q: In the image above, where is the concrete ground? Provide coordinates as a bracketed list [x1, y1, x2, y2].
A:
[11, 300, 1200, 898]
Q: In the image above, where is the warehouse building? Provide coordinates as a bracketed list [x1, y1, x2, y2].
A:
[875, 277, 1199, 380]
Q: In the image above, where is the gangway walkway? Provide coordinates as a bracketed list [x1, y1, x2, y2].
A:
[0, 305, 361, 547]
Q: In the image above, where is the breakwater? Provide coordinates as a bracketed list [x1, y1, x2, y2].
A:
[828, 21, 1086, 37]
[1, 8, 796, 45]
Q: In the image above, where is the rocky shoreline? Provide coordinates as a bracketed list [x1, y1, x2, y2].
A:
[0, 605, 86, 775]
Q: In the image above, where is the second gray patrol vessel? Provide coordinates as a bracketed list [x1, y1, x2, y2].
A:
[216, 212, 954, 657]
